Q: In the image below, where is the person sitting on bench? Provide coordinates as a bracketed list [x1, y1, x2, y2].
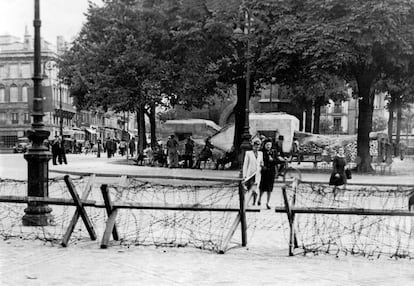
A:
[216, 146, 237, 170]
[275, 135, 289, 175]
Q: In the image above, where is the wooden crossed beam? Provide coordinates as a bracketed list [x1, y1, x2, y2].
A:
[100, 175, 127, 248]
[61, 175, 97, 247]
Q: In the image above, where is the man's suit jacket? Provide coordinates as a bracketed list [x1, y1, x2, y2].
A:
[242, 150, 264, 187]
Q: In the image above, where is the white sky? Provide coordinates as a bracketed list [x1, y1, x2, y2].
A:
[0, 0, 102, 45]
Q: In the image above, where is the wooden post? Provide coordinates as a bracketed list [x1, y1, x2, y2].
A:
[219, 214, 241, 254]
[291, 179, 299, 249]
[239, 181, 247, 247]
[101, 209, 119, 249]
[282, 185, 296, 256]
[100, 184, 119, 241]
[62, 175, 97, 247]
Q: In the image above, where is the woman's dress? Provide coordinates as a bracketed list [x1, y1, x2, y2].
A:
[329, 156, 347, 186]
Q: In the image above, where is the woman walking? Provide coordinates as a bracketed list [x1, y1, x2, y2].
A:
[258, 139, 277, 209]
[329, 147, 348, 191]
[242, 138, 264, 206]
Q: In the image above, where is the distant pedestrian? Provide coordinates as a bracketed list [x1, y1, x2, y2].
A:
[275, 135, 289, 175]
[119, 140, 127, 156]
[166, 135, 179, 168]
[329, 147, 347, 189]
[97, 139, 102, 158]
[105, 137, 113, 158]
[51, 136, 60, 165]
[183, 136, 194, 168]
[58, 137, 67, 165]
[84, 140, 91, 155]
[129, 137, 136, 157]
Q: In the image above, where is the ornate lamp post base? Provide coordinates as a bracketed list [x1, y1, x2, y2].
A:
[22, 206, 53, 226]
[22, 128, 54, 226]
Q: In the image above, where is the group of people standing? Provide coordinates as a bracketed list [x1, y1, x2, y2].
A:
[242, 135, 291, 209]
[162, 135, 215, 169]
[104, 137, 136, 158]
[51, 136, 67, 165]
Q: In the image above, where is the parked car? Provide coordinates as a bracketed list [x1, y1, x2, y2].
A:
[13, 137, 31, 153]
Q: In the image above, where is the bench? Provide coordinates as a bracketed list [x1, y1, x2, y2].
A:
[291, 152, 324, 168]
[372, 156, 393, 175]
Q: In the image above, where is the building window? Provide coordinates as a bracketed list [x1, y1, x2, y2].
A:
[0, 65, 5, 78]
[0, 87, 5, 102]
[334, 101, 342, 113]
[0, 112, 6, 123]
[11, 113, 18, 124]
[24, 113, 30, 123]
[21, 64, 31, 78]
[334, 117, 341, 133]
[10, 86, 18, 102]
[9, 64, 19, 78]
[22, 86, 28, 102]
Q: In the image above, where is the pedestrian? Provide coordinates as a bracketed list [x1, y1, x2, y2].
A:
[97, 139, 102, 158]
[84, 140, 91, 155]
[242, 138, 264, 206]
[329, 147, 347, 190]
[184, 136, 194, 168]
[58, 136, 67, 165]
[51, 136, 60, 165]
[291, 137, 300, 164]
[275, 135, 289, 175]
[105, 137, 113, 158]
[119, 140, 127, 156]
[399, 141, 407, 161]
[166, 135, 179, 168]
[258, 139, 277, 209]
[129, 137, 136, 157]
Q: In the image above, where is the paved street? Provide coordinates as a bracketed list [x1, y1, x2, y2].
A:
[1, 153, 414, 285]
[1, 153, 413, 185]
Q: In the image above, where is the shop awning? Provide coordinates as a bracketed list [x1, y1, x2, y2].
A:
[85, 128, 97, 134]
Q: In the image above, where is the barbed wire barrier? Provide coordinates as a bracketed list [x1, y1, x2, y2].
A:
[0, 176, 91, 243]
[276, 181, 414, 258]
[0, 176, 260, 253]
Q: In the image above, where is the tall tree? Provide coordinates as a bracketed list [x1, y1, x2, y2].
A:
[258, 0, 414, 172]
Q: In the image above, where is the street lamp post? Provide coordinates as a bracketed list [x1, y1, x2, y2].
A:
[239, 9, 253, 165]
[22, 0, 53, 226]
[59, 81, 63, 137]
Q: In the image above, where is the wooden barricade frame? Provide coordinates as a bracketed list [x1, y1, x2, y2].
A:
[98, 177, 260, 251]
[0, 173, 259, 252]
[62, 174, 97, 247]
[275, 180, 414, 256]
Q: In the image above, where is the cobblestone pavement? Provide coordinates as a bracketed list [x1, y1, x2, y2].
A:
[1, 154, 414, 285]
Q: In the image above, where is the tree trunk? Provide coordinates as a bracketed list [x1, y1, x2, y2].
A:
[313, 99, 322, 134]
[388, 104, 394, 143]
[137, 103, 146, 154]
[396, 98, 402, 156]
[149, 103, 156, 149]
[305, 102, 312, 133]
[356, 75, 375, 173]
